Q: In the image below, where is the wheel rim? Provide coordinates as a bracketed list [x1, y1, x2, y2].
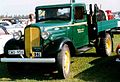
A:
[106, 36, 112, 55]
[64, 50, 70, 74]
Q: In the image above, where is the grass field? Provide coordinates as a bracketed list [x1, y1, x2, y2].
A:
[0, 34, 120, 82]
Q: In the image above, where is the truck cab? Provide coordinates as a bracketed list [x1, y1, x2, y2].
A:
[35, 3, 89, 48]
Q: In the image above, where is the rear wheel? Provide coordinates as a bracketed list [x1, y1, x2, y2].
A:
[57, 44, 71, 79]
[96, 33, 112, 56]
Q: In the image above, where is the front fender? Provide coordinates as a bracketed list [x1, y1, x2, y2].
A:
[4, 38, 24, 48]
[43, 37, 73, 57]
[4, 38, 24, 55]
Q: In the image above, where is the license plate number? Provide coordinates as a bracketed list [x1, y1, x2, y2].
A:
[34, 52, 41, 57]
[8, 50, 24, 55]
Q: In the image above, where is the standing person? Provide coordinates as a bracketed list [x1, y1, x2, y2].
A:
[27, 13, 35, 25]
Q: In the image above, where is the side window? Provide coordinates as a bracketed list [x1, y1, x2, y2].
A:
[74, 6, 84, 20]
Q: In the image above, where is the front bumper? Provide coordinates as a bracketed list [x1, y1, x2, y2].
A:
[0, 58, 55, 63]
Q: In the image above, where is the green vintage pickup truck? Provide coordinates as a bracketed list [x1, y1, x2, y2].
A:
[1, 3, 117, 78]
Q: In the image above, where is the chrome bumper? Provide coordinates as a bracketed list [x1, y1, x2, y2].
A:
[0, 58, 55, 63]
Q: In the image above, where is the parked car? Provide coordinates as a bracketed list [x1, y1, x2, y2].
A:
[0, 25, 13, 55]
[5, 24, 24, 35]
[2, 18, 20, 24]
[0, 20, 24, 35]
[0, 21, 12, 26]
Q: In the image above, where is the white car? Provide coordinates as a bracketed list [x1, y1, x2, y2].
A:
[0, 21, 25, 35]
[0, 21, 12, 26]
[0, 25, 13, 54]
[5, 23, 24, 35]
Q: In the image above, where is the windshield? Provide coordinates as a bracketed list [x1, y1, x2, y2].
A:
[37, 7, 71, 21]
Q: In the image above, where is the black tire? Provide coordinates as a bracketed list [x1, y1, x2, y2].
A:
[95, 37, 101, 55]
[95, 33, 112, 56]
[57, 44, 71, 79]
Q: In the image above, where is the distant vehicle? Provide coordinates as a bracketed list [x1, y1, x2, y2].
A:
[0, 21, 24, 35]
[5, 23, 24, 35]
[0, 25, 13, 55]
[0, 21, 12, 26]
[2, 18, 20, 24]
[108, 11, 120, 33]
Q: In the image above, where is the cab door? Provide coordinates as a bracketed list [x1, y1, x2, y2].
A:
[72, 6, 89, 48]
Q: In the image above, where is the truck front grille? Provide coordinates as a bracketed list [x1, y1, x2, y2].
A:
[25, 27, 40, 58]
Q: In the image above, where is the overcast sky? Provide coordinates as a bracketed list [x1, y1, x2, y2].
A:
[0, 0, 120, 16]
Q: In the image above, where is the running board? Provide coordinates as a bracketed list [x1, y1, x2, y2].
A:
[77, 46, 92, 54]
[0, 58, 55, 63]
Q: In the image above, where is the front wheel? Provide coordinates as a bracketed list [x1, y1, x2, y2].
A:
[57, 44, 71, 79]
[96, 33, 112, 56]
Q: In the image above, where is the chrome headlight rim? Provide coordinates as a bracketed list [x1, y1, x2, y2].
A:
[41, 31, 50, 40]
[13, 31, 22, 40]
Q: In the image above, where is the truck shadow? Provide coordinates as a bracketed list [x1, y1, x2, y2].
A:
[0, 53, 119, 81]
[0, 63, 58, 81]
[76, 52, 99, 57]
[0, 53, 99, 81]
[74, 55, 120, 82]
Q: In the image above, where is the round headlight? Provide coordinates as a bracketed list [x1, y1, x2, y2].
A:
[13, 31, 22, 40]
[41, 31, 50, 40]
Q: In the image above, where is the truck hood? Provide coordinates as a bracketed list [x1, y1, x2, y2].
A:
[30, 20, 71, 30]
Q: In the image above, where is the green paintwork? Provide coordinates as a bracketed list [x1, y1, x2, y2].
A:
[34, 3, 88, 48]
[2, 3, 119, 79]
[72, 24, 89, 48]
[25, 2, 118, 55]
[29, 21, 89, 48]
[35, 3, 85, 9]
[97, 19, 118, 32]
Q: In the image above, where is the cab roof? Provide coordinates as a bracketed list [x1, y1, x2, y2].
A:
[35, 3, 85, 9]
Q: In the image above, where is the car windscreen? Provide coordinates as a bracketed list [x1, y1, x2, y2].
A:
[37, 7, 71, 21]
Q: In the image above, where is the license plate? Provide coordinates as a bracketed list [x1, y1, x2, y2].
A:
[8, 50, 24, 55]
[34, 52, 41, 57]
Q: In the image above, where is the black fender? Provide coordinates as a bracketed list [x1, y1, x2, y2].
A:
[43, 37, 75, 57]
[4, 38, 24, 55]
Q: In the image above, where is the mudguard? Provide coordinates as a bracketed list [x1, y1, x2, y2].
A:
[4, 38, 24, 56]
[43, 37, 75, 57]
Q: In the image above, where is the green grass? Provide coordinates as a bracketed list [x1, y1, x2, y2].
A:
[1, 34, 120, 82]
